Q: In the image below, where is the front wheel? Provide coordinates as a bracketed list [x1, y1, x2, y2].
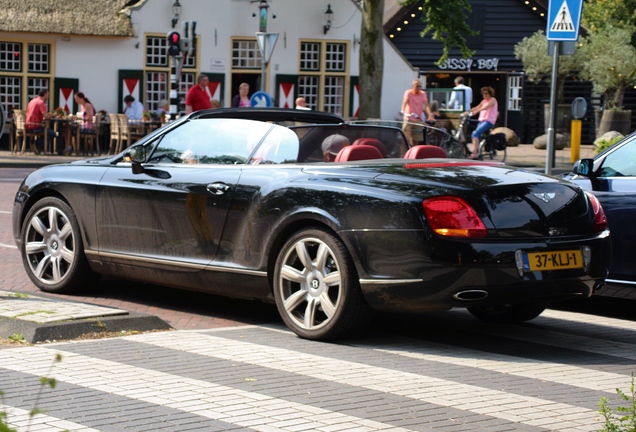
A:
[467, 302, 547, 323]
[478, 139, 506, 163]
[440, 138, 468, 159]
[273, 227, 371, 341]
[20, 196, 98, 293]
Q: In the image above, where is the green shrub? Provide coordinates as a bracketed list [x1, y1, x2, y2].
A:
[595, 136, 623, 155]
[599, 373, 636, 431]
[0, 354, 66, 432]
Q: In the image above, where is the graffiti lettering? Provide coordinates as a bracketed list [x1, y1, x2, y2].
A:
[438, 58, 473, 71]
[438, 58, 499, 71]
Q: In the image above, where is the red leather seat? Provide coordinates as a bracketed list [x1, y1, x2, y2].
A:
[335, 145, 384, 162]
[351, 138, 388, 157]
[404, 145, 448, 159]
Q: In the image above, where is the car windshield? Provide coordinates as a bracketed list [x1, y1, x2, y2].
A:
[597, 135, 636, 177]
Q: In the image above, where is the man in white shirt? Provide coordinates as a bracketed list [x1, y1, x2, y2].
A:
[295, 97, 311, 110]
[448, 76, 473, 111]
[123, 95, 144, 120]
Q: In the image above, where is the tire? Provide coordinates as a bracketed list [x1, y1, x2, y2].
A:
[478, 139, 507, 163]
[20, 196, 98, 294]
[467, 302, 547, 323]
[273, 227, 372, 341]
[440, 137, 468, 159]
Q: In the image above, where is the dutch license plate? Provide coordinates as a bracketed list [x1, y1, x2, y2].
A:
[522, 249, 583, 272]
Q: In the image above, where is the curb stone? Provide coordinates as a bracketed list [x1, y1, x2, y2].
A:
[0, 291, 172, 343]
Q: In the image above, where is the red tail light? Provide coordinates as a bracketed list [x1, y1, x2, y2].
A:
[586, 191, 607, 232]
[422, 196, 487, 238]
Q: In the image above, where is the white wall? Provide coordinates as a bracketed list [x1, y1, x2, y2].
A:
[19, 0, 417, 119]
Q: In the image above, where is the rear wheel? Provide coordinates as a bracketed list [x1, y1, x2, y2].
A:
[467, 302, 547, 323]
[273, 227, 371, 340]
[20, 197, 98, 293]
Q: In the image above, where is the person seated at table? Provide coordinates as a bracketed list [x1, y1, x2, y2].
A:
[123, 95, 144, 120]
[64, 92, 95, 155]
[25, 89, 56, 154]
[155, 99, 169, 116]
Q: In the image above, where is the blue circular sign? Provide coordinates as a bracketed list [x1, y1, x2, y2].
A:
[250, 91, 273, 108]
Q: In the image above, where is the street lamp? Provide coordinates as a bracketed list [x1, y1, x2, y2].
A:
[323, 4, 333, 35]
[171, 0, 182, 29]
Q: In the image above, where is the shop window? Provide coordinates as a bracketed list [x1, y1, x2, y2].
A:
[508, 76, 522, 111]
[0, 41, 52, 114]
[232, 40, 261, 69]
[298, 41, 348, 116]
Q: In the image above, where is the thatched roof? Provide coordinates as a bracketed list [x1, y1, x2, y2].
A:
[0, 0, 142, 37]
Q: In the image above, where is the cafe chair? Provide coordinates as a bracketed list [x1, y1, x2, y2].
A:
[13, 109, 45, 154]
[117, 114, 132, 153]
[78, 116, 99, 156]
[107, 113, 120, 155]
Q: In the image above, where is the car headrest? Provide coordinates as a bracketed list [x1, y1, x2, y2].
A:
[404, 145, 448, 159]
[351, 138, 388, 157]
[335, 144, 384, 162]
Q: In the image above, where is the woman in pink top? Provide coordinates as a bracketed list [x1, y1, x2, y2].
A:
[64, 92, 96, 155]
[465, 86, 498, 159]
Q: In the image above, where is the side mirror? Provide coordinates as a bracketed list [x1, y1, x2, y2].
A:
[124, 146, 146, 175]
[127, 146, 146, 163]
[573, 158, 595, 177]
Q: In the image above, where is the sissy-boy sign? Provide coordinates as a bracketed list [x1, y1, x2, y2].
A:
[438, 58, 499, 71]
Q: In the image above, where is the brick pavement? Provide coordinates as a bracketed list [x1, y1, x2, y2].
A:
[1, 308, 635, 431]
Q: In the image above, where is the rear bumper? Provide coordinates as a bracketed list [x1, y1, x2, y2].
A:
[346, 229, 611, 312]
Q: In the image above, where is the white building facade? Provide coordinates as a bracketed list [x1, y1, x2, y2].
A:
[0, 0, 417, 120]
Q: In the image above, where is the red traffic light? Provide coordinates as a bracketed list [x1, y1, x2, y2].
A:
[167, 31, 181, 57]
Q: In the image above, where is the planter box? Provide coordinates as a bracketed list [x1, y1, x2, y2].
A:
[597, 110, 632, 137]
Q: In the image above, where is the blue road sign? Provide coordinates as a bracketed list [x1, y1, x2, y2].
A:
[546, 0, 583, 41]
[250, 91, 273, 107]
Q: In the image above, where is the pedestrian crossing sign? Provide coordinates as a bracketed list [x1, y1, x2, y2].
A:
[546, 0, 583, 41]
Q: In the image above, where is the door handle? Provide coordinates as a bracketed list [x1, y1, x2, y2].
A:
[207, 182, 230, 195]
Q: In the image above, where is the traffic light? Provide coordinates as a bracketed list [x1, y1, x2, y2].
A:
[183, 21, 197, 56]
[188, 21, 196, 56]
[167, 31, 181, 57]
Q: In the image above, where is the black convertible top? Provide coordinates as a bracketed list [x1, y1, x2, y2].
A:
[190, 107, 345, 124]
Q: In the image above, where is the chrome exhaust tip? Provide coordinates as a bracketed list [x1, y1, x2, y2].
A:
[593, 281, 606, 293]
[452, 290, 489, 302]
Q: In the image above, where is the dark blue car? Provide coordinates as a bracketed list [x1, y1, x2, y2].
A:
[564, 133, 636, 286]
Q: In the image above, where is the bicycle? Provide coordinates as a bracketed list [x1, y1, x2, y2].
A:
[401, 111, 468, 158]
[475, 128, 507, 163]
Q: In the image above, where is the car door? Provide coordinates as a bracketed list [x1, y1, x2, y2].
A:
[95, 118, 273, 272]
[571, 137, 636, 283]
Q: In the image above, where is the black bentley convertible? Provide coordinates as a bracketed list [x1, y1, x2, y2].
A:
[13, 108, 611, 340]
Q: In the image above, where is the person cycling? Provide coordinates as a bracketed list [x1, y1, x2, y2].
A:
[464, 86, 498, 159]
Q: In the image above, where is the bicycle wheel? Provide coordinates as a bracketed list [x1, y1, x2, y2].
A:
[440, 137, 468, 158]
[478, 140, 507, 163]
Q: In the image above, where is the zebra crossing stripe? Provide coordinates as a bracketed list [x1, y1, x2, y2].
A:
[2, 405, 101, 432]
[128, 330, 602, 430]
[0, 347, 415, 432]
[372, 340, 629, 393]
[458, 309, 636, 361]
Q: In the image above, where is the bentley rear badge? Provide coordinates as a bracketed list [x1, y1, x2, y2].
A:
[533, 192, 556, 203]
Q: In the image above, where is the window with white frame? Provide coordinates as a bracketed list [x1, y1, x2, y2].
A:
[298, 41, 347, 115]
[145, 34, 198, 112]
[0, 41, 52, 115]
[232, 40, 262, 69]
[508, 75, 522, 111]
